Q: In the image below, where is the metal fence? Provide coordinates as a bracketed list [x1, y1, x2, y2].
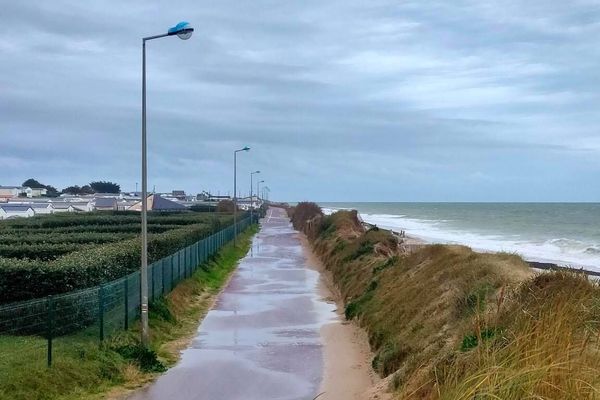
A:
[0, 215, 254, 366]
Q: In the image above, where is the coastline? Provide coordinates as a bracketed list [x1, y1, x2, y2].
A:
[300, 234, 380, 400]
[335, 207, 600, 275]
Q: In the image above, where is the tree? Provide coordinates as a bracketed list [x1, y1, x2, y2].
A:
[89, 181, 120, 194]
[44, 185, 60, 198]
[62, 185, 82, 195]
[81, 185, 95, 195]
[22, 178, 44, 188]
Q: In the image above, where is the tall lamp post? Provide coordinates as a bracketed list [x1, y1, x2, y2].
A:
[257, 179, 265, 204]
[233, 147, 250, 245]
[250, 170, 260, 223]
[140, 21, 193, 347]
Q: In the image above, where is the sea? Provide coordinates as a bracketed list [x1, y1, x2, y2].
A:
[319, 203, 600, 271]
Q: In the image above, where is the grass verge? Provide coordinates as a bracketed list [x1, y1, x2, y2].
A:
[0, 225, 257, 400]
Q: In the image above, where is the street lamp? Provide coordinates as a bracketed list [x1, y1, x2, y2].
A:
[250, 170, 260, 223]
[257, 179, 265, 204]
[140, 21, 193, 347]
[233, 147, 250, 245]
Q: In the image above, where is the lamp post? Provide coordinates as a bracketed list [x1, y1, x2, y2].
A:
[233, 147, 250, 246]
[257, 179, 264, 204]
[140, 21, 193, 347]
[250, 170, 260, 223]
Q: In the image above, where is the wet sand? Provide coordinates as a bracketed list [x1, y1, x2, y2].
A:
[128, 207, 374, 400]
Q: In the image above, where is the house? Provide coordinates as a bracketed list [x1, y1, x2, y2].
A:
[117, 199, 138, 211]
[0, 205, 35, 220]
[94, 197, 117, 211]
[52, 202, 76, 213]
[70, 202, 93, 212]
[0, 186, 25, 200]
[29, 187, 47, 197]
[0, 186, 48, 199]
[171, 190, 186, 200]
[206, 194, 231, 202]
[30, 203, 54, 215]
[128, 194, 187, 212]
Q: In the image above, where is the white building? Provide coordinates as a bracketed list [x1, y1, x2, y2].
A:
[52, 202, 76, 213]
[0, 205, 35, 220]
[30, 203, 54, 215]
[0, 186, 24, 200]
[0, 185, 47, 200]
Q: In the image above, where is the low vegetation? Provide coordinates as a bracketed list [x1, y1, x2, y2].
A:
[0, 212, 235, 303]
[0, 225, 257, 400]
[290, 203, 600, 399]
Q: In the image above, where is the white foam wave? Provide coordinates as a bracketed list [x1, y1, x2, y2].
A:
[326, 207, 600, 271]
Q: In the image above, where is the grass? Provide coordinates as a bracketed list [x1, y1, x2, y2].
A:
[0, 225, 257, 400]
[301, 209, 600, 399]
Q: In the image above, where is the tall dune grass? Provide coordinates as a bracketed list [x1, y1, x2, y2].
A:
[296, 209, 600, 399]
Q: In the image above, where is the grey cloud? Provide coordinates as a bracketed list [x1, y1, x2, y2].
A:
[0, 0, 599, 201]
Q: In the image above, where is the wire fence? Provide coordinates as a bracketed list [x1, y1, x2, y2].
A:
[0, 215, 255, 366]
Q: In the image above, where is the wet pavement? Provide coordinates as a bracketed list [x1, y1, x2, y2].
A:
[129, 207, 335, 400]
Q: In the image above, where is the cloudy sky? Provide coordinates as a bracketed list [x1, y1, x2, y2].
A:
[1, 1, 599, 201]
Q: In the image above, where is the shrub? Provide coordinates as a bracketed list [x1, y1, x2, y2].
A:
[290, 202, 323, 233]
[0, 213, 235, 303]
[216, 200, 235, 213]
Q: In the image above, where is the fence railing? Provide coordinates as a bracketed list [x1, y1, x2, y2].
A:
[0, 215, 255, 366]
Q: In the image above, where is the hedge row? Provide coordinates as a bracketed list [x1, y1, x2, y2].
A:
[0, 211, 231, 230]
[0, 232, 136, 245]
[5, 224, 180, 235]
[0, 220, 228, 303]
[0, 243, 94, 261]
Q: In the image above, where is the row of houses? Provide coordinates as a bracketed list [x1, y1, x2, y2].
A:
[0, 194, 187, 220]
[0, 186, 47, 199]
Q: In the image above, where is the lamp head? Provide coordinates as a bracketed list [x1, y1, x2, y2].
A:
[168, 21, 194, 40]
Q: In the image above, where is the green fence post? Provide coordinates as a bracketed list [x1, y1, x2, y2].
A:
[124, 278, 129, 330]
[98, 286, 105, 343]
[170, 256, 174, 291]
[151, 264, 155, 301]
[162, 259, 166, 295]
[47, 295, 54, 367]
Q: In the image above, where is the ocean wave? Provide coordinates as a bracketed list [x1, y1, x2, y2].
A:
[354, 212, 600, 271]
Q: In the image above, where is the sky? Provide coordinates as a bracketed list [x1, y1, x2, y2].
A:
[1, 1, 599, 202]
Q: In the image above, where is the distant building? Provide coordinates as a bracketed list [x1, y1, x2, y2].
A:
[0, 186, 47, 199]
[206, 194, 231, 202]
[94, 197, 118, 211]
[70, 201, 93, 212]
[52, 202, 76, 213]
[29, 203, 54, 215]
[0, 204, 35, 220]
[128, 194, 187, 212]
[29, 187, 47, 197]
[0, 186, 25, 200]
[171, 190, 186, 200]
[117, 199, 138, 211]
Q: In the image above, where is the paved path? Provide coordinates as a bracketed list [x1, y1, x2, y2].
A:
[130, 207, 335, 400]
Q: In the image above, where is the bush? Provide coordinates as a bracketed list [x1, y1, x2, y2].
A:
[216, 200, 235, 213]
[290, 202, 323, 233]
[0, 213, 235, 303]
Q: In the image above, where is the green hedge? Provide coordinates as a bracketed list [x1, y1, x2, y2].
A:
[0, 218, 231, 303]
[0, 232, 136, 245]
[0, 211, 230, 230]
[0, 243, 94, 261]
